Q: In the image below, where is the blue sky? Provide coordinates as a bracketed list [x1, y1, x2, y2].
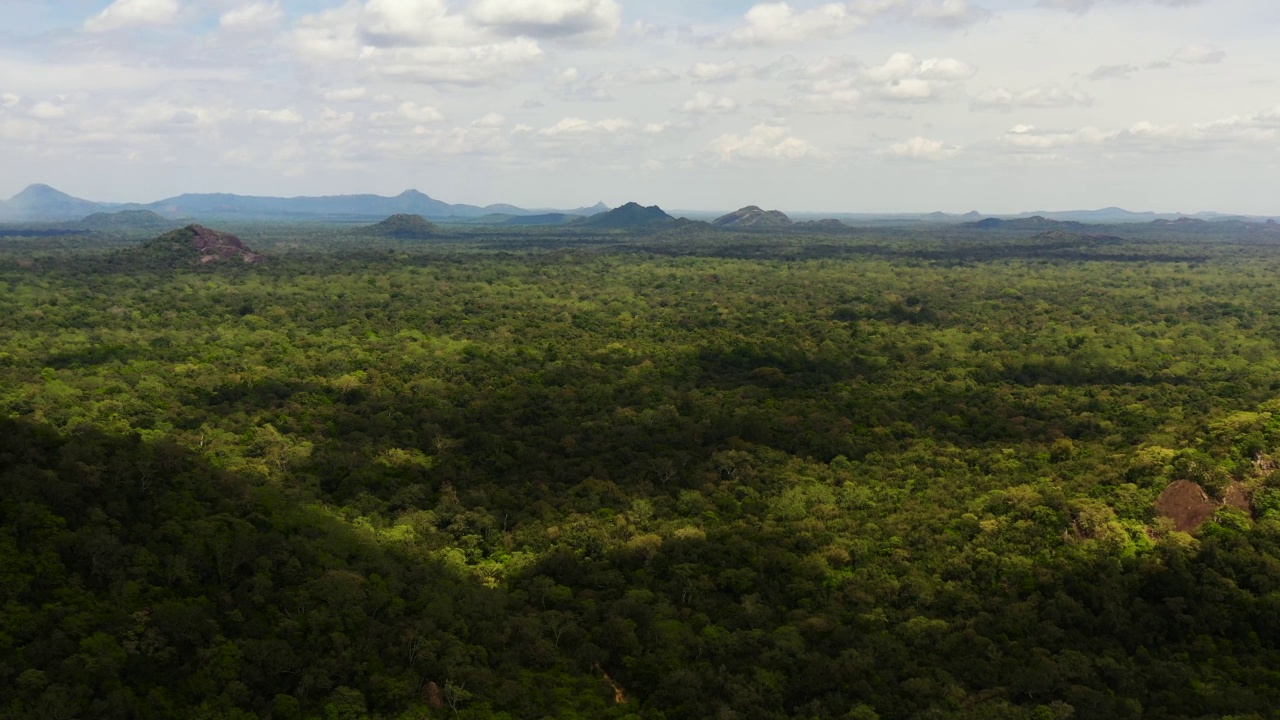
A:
[0, 0, 1276, 213]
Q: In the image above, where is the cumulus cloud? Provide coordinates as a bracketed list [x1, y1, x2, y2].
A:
[721, 2, 867, 46]
[1040, 0, 1204, 12]
[220, 2, 284, 32]
[1172, 44, 1225, 65]
[323, 87, 369, 102]
[689, 61, 756, 84]
[84, 0, 181, 32]
[1088, 64, 1138, 81]
[706, 124, 818, 162]
[912, 0, 990, 27]
[998, 107, 1279, 161]
[865, 52, 975, 101]
[470, 0, 622, 40]
[1, 94, 19, 109]
[972, 86, 1092, 111]
[369, 102, 445, 124]
[680, 92, 739, 115]
[30, 101, 68, 120]
[292, 1, 547, 86]
[249, 108, 304, 124]
[886, 136, 959, 160]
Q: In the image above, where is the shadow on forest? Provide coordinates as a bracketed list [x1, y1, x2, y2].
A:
[0, 417, 622, 720]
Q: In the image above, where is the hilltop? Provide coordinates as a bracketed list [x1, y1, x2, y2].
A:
[139, 225, 265, 265]
[713, 206, 793, 230]
[367, 214, 441, 239]
[73, 209, 181, 233]
[966, 216, 1085, 231]
[584, 202, 674, 230]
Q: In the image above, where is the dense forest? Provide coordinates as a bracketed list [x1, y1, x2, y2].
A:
[4, 224, 1280, 719]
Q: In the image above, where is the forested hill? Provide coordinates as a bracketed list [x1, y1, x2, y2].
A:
[5, 232, 1280, 719]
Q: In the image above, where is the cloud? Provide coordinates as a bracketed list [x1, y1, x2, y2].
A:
[84, 0, 181, 32]
[292, 1, 547, 85]
[1, 94, 19, 109]
[721, 2, 867, 47]
[538, 117, 635, 137]
[220, 2, 283, 32]
[912, 0, 991, 27]
[972, 86, 1092, 111]
[886, 136, 959, 160]
[680, 92, 739, 115]
[997, 107, 1280, 161]
[249, 108, 304, 124]
[1088, 64, 1138, 81]
[473, 113, 507, 128]
[550, 66, 677, 102]
[369, 102, 445, 124]
[689, 61, 756, 84]
[29, 101, 68, 120]
[713, 0, 990, 46]
[706, 124, 818, 162]
[865, 52, 974, 101]
[323, 87, 369, 102]
[1172, 44, 1225, 65]
[470, 0, 622, 40]
[1039, 0, 1204, 12]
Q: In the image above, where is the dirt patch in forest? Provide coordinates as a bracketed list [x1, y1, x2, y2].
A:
[1156, 479, 1253, 532]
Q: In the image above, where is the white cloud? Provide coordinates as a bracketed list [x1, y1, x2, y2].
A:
[973, 86, 1092, 110]
[473, 112, 507, 128]
[29, 101, 68, 120]
[249, 108, 304, 124]
[1172, 44, 1225, 65]
[84, 0, 181, 32]
[1, 94, 19, 109]
[470, 0, 622, 40]
[539, 117, 635, 137]
[323, 87, 369, 102]
[721, 2, 866, 46]
[364, 40, 546, 85]
[681, 92, 739, 115]
[706, 124, 818, 162]
[689, 61, 756, 84]
[865, 52, 974, 101]
[1040, 0, 1205, 12]
[292, 1, 547, 85]
[913, 0, 990, 27]
[370, 102, 445, 124]
[886, 136, 959, 160]
[220, 2, 284, 32]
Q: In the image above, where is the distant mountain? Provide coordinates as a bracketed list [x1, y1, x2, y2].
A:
[72, 209, 181, 233]
[497, 213, 581, 226]
[713, 206, 793, 230]
[0, 184, 108, 221]
[139, 225, 265, 265]
[968, 216, 1085, 231]
[793, 219, 848, 232]
[584, 202, 674, 230]
[367, 214, 440, 239]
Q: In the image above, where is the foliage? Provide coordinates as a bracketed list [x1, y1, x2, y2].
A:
[4, 227, 1280, 719]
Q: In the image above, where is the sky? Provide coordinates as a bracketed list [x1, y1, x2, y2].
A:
[0, 0, 1276, 214]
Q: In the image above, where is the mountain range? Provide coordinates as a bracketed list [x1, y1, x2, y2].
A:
[0, 184, 609, 223]
[0, 184, 1274, 225]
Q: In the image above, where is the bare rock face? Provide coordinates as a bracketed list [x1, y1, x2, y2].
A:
[1155, 479, 1252, 532]
[188, 225, 265, 264]
[145, 224, 265, 265]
